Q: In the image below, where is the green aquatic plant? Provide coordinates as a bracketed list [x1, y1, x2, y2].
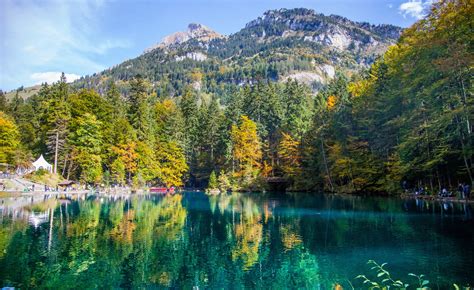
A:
[408, 273, 429, 289]
[354, 260, 471, 290]
[355, 260, 412, 289]
[354, 259, 473, 289]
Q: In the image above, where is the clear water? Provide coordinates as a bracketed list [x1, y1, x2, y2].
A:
[0, 192, 473, 289]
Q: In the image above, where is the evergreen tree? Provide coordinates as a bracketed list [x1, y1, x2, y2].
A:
[68, 113, 103, 184]
[0, 90, 7, 112]
[281, 80, 313, 139]
[44, 77, 71, 175]
[128, 75, 154, 144]
[106, 81, 126, 118]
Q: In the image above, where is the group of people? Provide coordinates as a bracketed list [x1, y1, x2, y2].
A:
[403, 180, 471, 199]
[439, 183, 471, 198]
[457, 183, 471, 199]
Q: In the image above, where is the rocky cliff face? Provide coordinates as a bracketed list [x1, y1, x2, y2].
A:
[241, 8, 401, 51]
[144, 23, 224, 53]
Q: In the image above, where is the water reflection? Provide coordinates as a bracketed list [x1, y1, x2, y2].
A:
[28, 211, 49, 228]
[0, 192, 473, 288]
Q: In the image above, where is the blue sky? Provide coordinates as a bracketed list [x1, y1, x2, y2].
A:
[0, 0, 434, 91]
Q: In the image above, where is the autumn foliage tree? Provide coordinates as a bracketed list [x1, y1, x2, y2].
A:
[231, 116, 263, 190]
[112, 142, 138, 185]
[278, 132, 303, 187]
[0, 112, 20, 164]
[155, 141, 188, 187]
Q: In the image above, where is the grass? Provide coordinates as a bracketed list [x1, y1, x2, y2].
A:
[25, 170, 63, 187]
[5, 85, 42, 100]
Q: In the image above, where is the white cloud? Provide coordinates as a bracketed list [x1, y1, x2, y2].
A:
[399, 0, 433, 19]
[0, 0, 131, 90]
[30, 72, 81, 85]
[388, 3, 394, 9]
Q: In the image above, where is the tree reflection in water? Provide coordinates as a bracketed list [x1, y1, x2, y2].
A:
[0, 192, 473, 288]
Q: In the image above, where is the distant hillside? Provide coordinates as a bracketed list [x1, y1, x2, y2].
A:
[4, 85, 42, 100]
[73, 8, 402, 103]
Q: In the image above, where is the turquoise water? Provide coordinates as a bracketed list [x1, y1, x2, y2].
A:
[0, 192, 473, 289]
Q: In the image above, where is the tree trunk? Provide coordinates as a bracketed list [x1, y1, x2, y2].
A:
[54, 131, 59, 174]
[456, 114, 473, 185]
[461, 139, 474, 185]
[320, 138, 334, 191]
[436, 169, 442, 192]
[429, 178, 434, 194]
[62, 154, 67, 177]
[66, 159, 73, 180]
[459, 70, 471, 134]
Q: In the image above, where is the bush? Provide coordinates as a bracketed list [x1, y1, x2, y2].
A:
[208, 171, 218, 190]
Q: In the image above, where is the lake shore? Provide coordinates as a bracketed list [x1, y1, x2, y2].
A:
[400, 193, 474, 204]
[2, 187, 473, 206]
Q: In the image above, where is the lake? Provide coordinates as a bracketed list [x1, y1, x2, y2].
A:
[0, 192, 473, 289]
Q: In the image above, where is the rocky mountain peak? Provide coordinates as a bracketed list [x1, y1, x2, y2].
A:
[144, 23, 224, 53]
[239, 8, 401, 52]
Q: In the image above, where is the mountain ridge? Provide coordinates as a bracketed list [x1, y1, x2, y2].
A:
[7, 8, 403, 100]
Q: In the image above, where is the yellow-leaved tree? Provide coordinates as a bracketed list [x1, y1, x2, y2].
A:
[0, 111, 20, 164]
[112, 142, 138, 185]
[155, 141, 188, 187]
[231, 116, 262, 189]
[278, 132, 302, 180]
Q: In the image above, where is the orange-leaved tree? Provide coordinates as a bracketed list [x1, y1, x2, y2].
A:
[112, 142, 138, 185]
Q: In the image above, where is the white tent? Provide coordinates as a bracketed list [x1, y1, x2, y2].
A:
[32, 154, 53, 172]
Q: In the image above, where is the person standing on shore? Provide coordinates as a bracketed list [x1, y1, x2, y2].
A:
[402, 180, 408, 193]
[458, 183, 464, 198]
[463, 183, 471, 199]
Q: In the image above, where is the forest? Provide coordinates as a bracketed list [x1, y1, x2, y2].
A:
[0, 0, 472, 194]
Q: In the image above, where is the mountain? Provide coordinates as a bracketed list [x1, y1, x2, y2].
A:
[73, 8, 402, 102]
[144, 23, 225, 53]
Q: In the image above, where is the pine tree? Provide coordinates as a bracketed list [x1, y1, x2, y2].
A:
[106, 81, 125, 118]
[282, 80, 313, 139]
[44, 77, 70, 175]
[128, 75, 154, 144]
[178, 87, 200, 183]
[0, 90, 7, 112]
